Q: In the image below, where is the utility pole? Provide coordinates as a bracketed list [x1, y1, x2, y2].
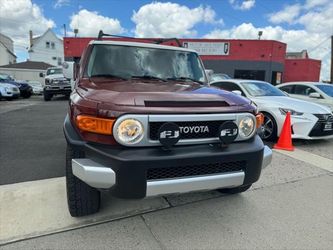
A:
[331, 35, 333, 83]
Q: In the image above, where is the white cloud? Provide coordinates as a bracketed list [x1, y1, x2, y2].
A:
[131, 2, 223, 38]
[54, 0, 70, 9]
[297, 2, 333, 35]
[204, 23, 330, 80]
[304, 0, 330, 9]
[0, 0, 55, 57]
[229, 0, 255, 11]
[268, 4, 302, 24]
[69, 9, 125, 37]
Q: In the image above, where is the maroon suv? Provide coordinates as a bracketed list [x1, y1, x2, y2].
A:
[63, 40, 272, 217]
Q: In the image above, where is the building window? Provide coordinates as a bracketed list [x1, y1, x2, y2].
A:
[234, 70, 266, 81]
[52, 56, 57, 60]
[46, 42, 50, 48]
[51, 42, 55, 49]
[57, 57, 62, 65]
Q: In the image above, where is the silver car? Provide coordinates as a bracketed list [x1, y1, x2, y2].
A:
[277, 82, 333, 111]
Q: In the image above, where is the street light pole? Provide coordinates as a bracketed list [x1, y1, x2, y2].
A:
[331, 35, 333, 83]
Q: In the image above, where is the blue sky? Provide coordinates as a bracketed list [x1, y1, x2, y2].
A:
[34, 0, 297, 37]
[0, 0, 332, 79]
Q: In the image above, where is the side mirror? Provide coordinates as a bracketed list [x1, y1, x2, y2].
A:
[205, 69, 214, 82]
[232, 90, 242, 96]
[39, 72, 44, 77]
[62, 61, 75, 80]
[309, 92, 321, 99]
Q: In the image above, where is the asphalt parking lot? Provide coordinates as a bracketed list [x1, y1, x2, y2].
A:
[0, 96, 332, 249]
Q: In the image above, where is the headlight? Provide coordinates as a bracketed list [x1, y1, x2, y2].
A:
[279, 108, 303, 116]
[238, 116, 255, 138]
[116, 119, 144, 145]
[5, 87, 9, 92]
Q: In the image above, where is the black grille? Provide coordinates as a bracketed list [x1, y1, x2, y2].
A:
[150, 120, 226, 140]
[147, 161, 245, 180]
[309, 114, 333, 137]
[313, 114, 333, 122]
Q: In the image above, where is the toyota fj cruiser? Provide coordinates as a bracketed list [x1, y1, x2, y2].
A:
[63, 38, 272, 217]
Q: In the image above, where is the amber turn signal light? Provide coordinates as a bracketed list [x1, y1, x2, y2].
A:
[76, 115, 115, 135]
[256, 113, 264, 128]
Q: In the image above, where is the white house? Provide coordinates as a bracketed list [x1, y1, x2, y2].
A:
[28, 29, 64, 66]
[0, 61, 53, 82]
[0, 33, 16, 66]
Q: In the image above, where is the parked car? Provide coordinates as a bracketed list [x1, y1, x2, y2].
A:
[27, 80, 43, 95]
[277, 82, 333, 111]
[211, 79, 333, 141]
[0, 82, 20, 100]
[210, 73, 231, 82]
[62, 37, 272, 217]
[42, 67, 72, 101]
[0, 73, 33, 98]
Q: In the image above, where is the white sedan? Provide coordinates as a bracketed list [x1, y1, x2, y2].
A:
[277, 82, 333, 111]
[27, 80, 43, 95]
[211, 79, 333, 140]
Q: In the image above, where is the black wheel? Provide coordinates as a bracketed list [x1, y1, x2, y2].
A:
[22, 92, 32, 98]
[217, 184, 252, 194]
[66, 145, 101, 217]
[259, 112, 277, 141]
[43, 92, 52, 101]
[5, 97, 13, 101]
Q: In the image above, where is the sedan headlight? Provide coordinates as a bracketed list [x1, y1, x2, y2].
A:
[5, 87, 9, 92]
[238, 116, 255, 138]
[279, 108, 303, 116]
[116, 119, 144, 145]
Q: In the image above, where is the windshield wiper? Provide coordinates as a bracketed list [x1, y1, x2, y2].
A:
[90, 74, 128, 80]
[131, 75, 167, 82]
[167, 77, 203, 85]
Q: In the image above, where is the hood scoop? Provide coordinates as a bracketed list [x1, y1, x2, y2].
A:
[144, 100, 229, 107]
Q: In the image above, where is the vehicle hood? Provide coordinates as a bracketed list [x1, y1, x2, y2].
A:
[251, 96, 331, 114]
[78, 79, 253, 113]
[1, 80, 29, 88]
[0, 82, 18, 89]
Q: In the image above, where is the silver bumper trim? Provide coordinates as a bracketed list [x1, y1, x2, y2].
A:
[262, 146, 273, 169]
[72, 159, 116, 189]
[146, 171, 245, 197]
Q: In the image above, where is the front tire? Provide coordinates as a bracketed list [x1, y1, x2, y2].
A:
[43, 92, 52, 101]
[22, 92, 32, 98]
[217, 184, 252, 194]
[66, 145, 101, 217]
[260, 112, 277, 141]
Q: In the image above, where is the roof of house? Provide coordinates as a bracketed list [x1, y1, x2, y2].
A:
[0, 41, 16, 58]
[31, 28, 62, 48]
[0, 61, 53, 70]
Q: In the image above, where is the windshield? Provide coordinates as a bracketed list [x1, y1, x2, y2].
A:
[211, 74, 231, 81]
[0, 74, 13, 81]
[316, 84, 333, 97]
[47, 68, 63, 75]
[86, 44, 206, 83]
[241, 81, 286, 97]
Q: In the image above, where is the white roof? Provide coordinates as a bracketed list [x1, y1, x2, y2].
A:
[279, 81, 328, 86]
[90, 40, 197, 53]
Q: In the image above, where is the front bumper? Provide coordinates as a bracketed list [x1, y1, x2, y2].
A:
[64, 115, 272, 198]
[44, 86, 71, 95]
[275, 112, 333, 140]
